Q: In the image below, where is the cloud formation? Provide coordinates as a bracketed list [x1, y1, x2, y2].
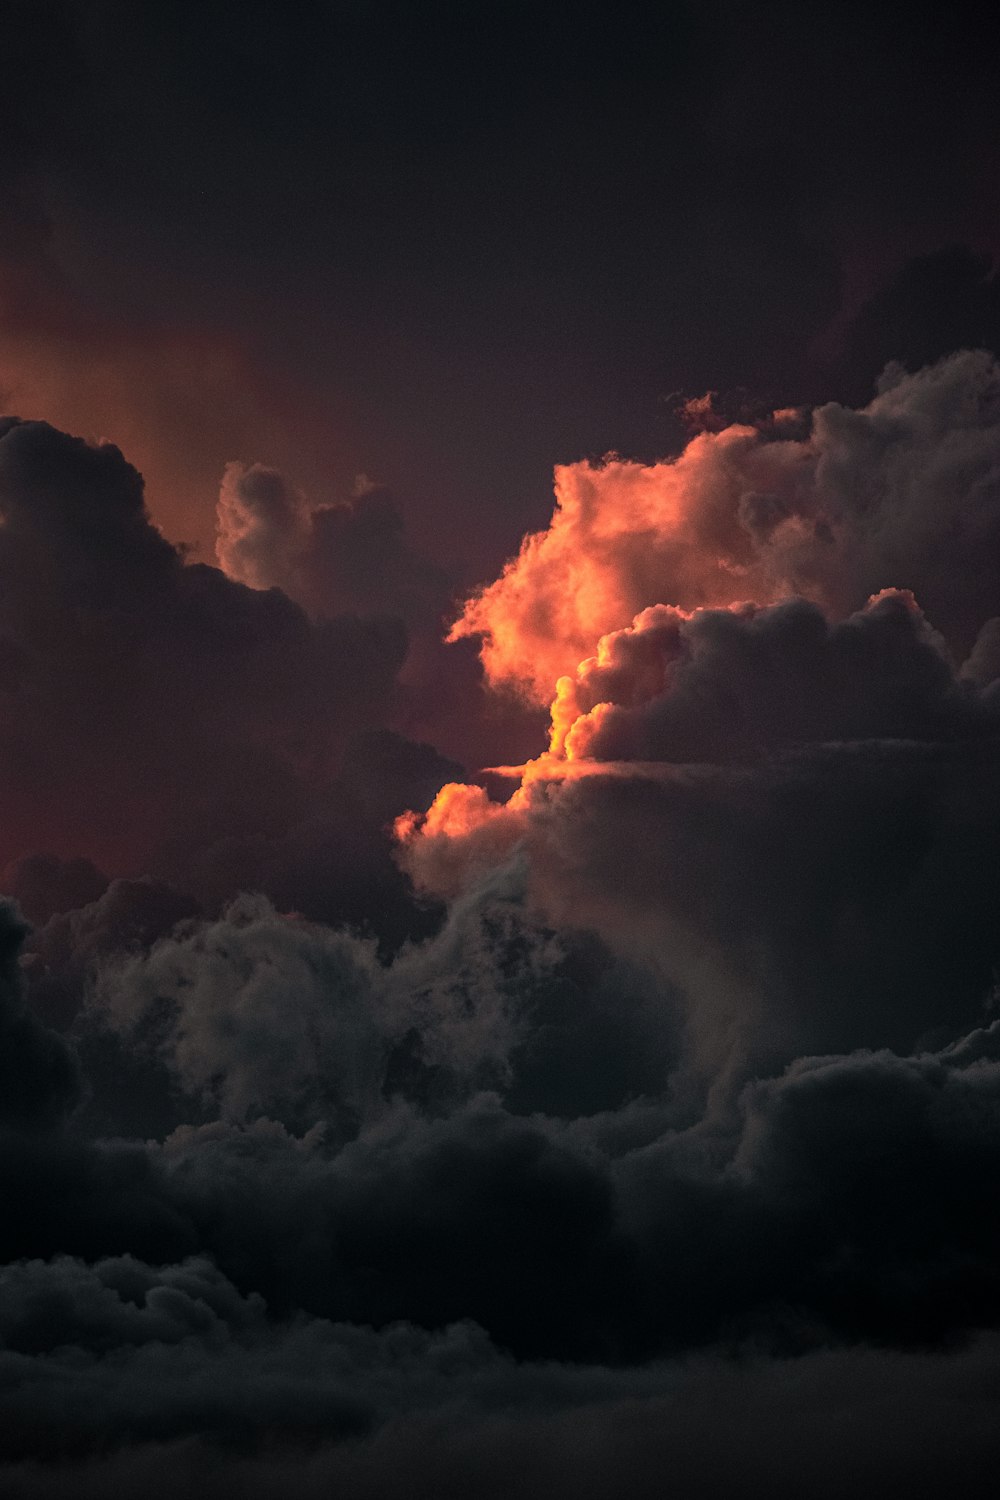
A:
[216, 463, 449, 626]
[215, 459, 544, 773]
[402, 351, 1000, 1167]
[547, 588, 989, 761]
[0, 416, 470, 940]
[453, 351, 1000, 699]
[7, 356, 1000, 1493]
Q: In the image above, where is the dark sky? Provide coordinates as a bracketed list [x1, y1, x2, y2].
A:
[2, 0, 999, 571]
[4, 4, 1000, 1496]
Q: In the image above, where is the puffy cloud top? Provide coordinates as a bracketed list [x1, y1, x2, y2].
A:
[453, 352, 1000, 701]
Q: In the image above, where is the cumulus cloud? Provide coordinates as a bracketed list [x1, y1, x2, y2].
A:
[547, 589, 989, 761]
[0, 417, 472, 939]
[214, 459, 540, 772]
[9, 1335, 1000, 1499]
[215, 462, 311, 592]
[216, 461, 450, 626]
[1, 855, 109, 927]
[403, 749, 1000, 1098]
[404, 355, 1000, 1099]
[7, 1245, 1000, 1500]
[0, 417, 407, 877]
[4, 1243, 1000, 1500]
[23, 877, 200, 1033]
[453, 351, 1000, 699]
[0, 1252, 486, 1459]
[92, 896, 384, 1134]
[10, 971, 1000, 1370]
[86, 874, 565, 1134]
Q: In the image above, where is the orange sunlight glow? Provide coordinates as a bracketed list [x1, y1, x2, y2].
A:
[447, 427, 806, 703]
[412, 415, 816, 870]
[400, 362, 974, 879]
[393, 782, 513, 844]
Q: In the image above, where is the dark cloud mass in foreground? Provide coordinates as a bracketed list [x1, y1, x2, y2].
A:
[3, 3, 1000, 1496]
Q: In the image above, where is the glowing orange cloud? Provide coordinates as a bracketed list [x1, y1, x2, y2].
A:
[448, 429, 806, 703]
[405, 354, 1000, 897]
[394, 781, 530, 898]
[548, 604, 695, 757]
[398, 585, 982, 907]
[449, 353, 1000, 708]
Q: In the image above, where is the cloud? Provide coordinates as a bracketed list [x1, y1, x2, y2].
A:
[0, 416, 471, 939]
[0, 1252, 457, 1459]
[214, 460, 542, 772]
[3, 0, 1000, 1477]
[2, 854, 109, 927]
[8, 1334, 1000, 1499]
[10, 996, 1000, 1370]
[216, 463, 449, 626]
[452, 351, 1000, 700]
[3, 1245, 1000, 1499]
[404, 353, 1000, 1097]
[0, 902, 79, 1130]
[0, 246, 344, 565]
[214, 462, 311, 593]
[86, 874, 563, 1135]
[0, 418, 407, 880]
[401, 732, 1000, 1097]
[548, 589, 989, 761]
[7, 357, 1000, 1487]
[92, 896, 384, 1134]
[6, 873, 1000, 1488]
[22, 877, 200, 1033]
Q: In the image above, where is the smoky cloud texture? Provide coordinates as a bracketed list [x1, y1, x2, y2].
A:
[6, 353, 1000, 1495]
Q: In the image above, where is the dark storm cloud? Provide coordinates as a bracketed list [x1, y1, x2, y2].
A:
[5, 641, 1000, 1485]
[2, 859, 999, 1377]
[22, 877, 201, 1031]
[2, 1241, 1000, 1500]
[531, 741, 1000, 1076]
[84, 872, 569, 1135]
[0, 415, 468, 938]
[555, 590, 992, 764]
[82, 1024, 1000, 1362]
[213, 460, 520, 769]
[4, 1241, 1000, 1500]
[0, 903, 78, 1130]
[0, 418, 405, 815]
[7, 913, 1000, 1500]
[7, 1337, 1000, 1500]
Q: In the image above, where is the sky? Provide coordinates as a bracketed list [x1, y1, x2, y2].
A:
[3, 1, 1000, 1494]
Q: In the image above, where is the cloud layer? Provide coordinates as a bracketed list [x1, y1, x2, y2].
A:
[6, 356, 1000, 1493]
